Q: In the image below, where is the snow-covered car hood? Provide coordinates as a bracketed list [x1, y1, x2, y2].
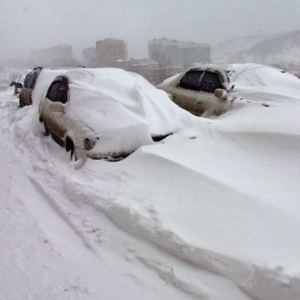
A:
[64, 68, 195, 156]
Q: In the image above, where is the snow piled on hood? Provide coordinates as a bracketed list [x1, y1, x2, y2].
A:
[64, 68, 194, 155]
[1, 63, 300, 300]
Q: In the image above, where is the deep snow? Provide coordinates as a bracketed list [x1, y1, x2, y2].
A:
[1, 64, 300, 300]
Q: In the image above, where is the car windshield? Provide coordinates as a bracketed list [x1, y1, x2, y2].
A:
[200, 72, 223, 93]
[178, 71, 204, 91]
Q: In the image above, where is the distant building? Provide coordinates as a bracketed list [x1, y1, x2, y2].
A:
[113, 58, 181, 85]
[30, 44, 75, 67]
[95, 38, 128, 67]
[148, 38, 211, 69]
[82, 47, 97, 67]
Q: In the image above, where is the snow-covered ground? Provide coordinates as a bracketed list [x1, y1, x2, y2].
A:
[1, 64, 300, 300]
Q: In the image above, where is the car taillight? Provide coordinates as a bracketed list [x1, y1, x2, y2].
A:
[29, 95, 32, 104]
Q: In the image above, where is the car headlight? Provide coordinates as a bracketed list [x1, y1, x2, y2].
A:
[83, 138, 96, 150]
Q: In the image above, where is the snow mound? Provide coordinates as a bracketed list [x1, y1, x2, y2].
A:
[1, 63, 300, 300]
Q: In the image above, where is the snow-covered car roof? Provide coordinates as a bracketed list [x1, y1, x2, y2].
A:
[162, 63, 231, 90]
[63, 68, 194, 156]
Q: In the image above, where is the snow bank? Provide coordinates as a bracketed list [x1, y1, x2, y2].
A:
[1, 63, 300, 300]
[229, 63, 300, 106]
[60, 64, 300, 300]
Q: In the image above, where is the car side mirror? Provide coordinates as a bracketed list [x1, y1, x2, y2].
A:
[214, 89, 228, 101]
[10, 82, 23, 88]
[15, 83, 23, 88]
[48, 102, 65, 113]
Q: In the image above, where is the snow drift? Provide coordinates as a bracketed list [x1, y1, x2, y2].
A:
[1, 64, 300, 300]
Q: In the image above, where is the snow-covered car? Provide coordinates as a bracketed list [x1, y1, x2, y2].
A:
[39, 68, 193, 161]
[10, 69, 31, 95]
[157, 64, 233, 116]
[18, 67, 43, 107]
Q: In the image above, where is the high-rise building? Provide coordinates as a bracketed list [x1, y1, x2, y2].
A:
[95, 38, 128, 67]
[148, 38, 211, 69]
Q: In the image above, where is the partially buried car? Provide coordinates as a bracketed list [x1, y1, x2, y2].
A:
[157, 64, 234, 116]
[39, 68, 193, 161]
[18, 66, 43, 107]
[10, 69, 31, 95]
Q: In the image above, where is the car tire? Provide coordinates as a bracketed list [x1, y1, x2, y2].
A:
[43, 122, 49, 136]
[66, 137, 77, 161]
[70, 145, 77, 161]
[19, 98, 24, 108]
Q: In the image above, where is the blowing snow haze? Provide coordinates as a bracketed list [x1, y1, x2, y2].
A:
[1, 0, 300, 66]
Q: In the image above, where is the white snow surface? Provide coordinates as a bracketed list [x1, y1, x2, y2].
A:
[1, 63, 300, 300]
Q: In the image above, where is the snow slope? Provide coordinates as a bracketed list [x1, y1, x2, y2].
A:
[212, 30, 300, 66]
[1, 64, 300, 300]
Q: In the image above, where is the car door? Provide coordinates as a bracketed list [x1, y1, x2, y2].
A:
[19, 72, 33, 106]
[45, 76, 69, 146]
[170, 70, 204, 114]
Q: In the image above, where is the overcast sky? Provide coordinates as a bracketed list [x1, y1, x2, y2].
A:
[1, 0, 300, 62]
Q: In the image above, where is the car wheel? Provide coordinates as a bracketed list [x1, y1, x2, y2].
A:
[44, 126, 49, 136]
[70, 145, 77, 161]
[43, 121, 49, 136]
[66, 137, 77, 161]
[19, 98, 24, 108]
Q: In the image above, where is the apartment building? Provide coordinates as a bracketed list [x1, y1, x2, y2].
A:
[148, 38, 211, 69]
[95, 38, 128, 67]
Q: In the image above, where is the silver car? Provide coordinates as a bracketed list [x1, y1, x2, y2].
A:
[18, 67, 43, 107]
[157, 64, 233, 116]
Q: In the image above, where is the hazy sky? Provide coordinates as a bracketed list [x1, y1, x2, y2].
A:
[1, 0, 300, 61]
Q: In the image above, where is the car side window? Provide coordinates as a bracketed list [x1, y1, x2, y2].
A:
[177, 71, 204, 91]
[56, 77, 69, 104]
[24, 74, 32, 88]
[28, 73, 38, 89]
[46, 76, 69, 103]
[46, 81, 61, 102]
[200, 72, 223, 93]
